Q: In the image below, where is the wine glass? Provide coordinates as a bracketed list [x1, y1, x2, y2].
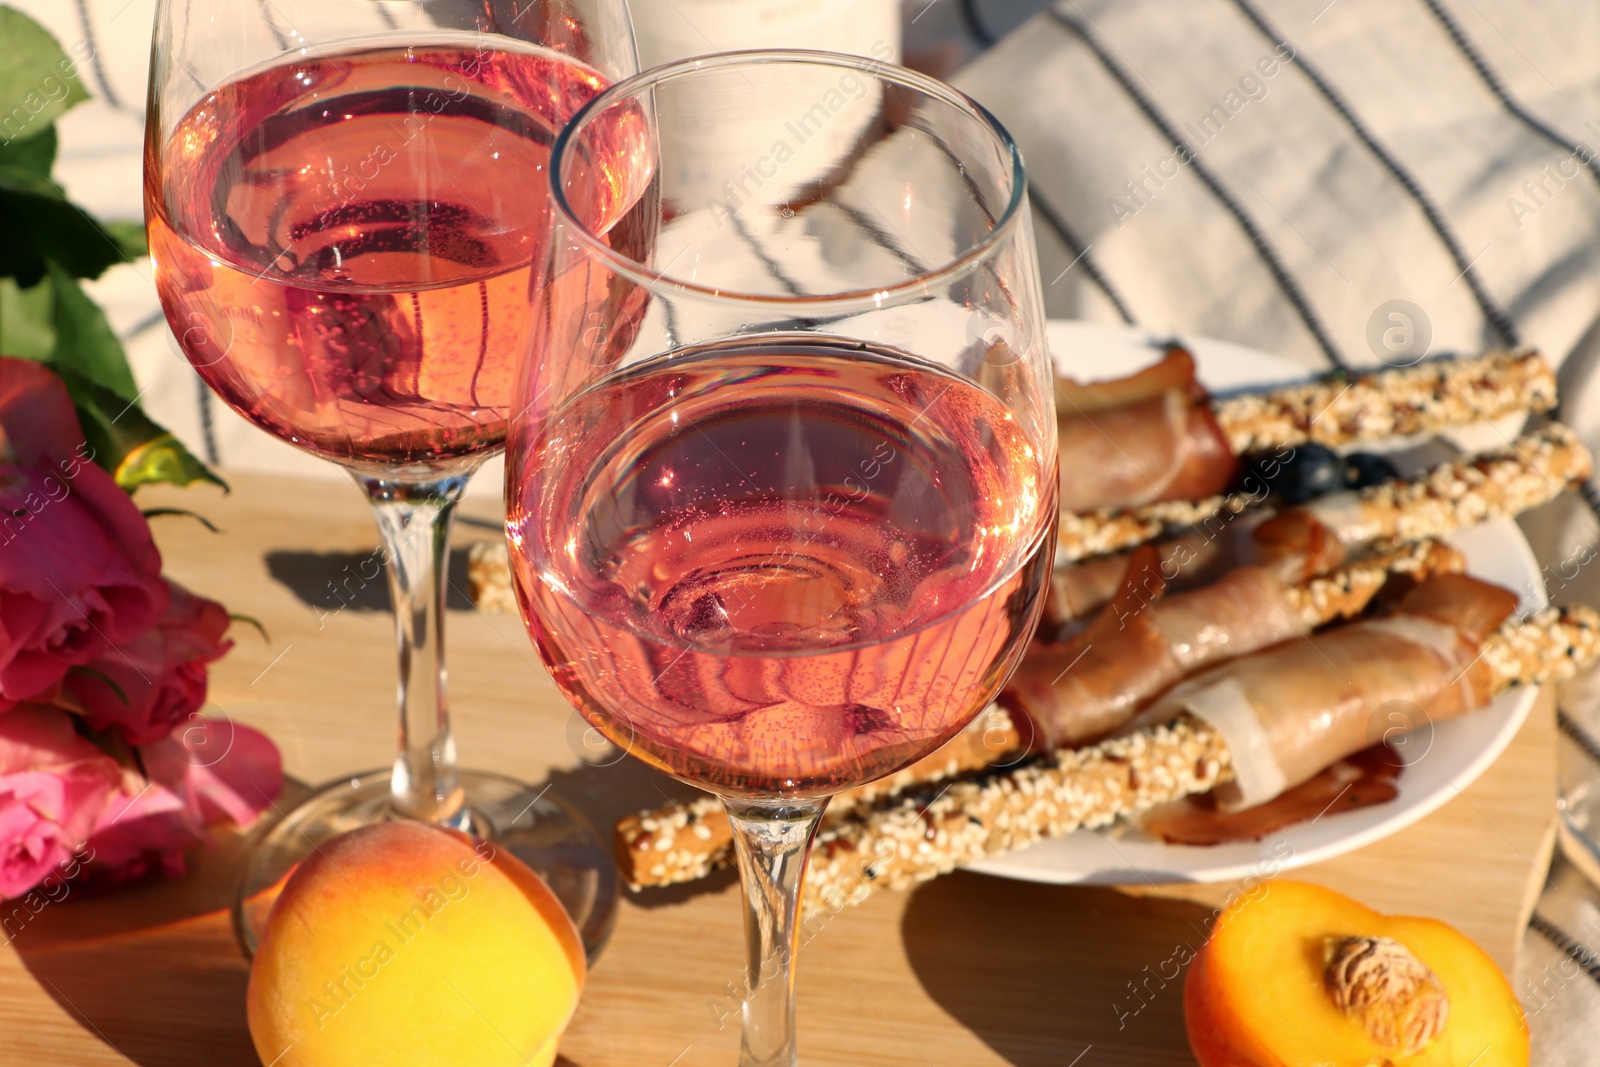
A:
[507, 52, 1057, 1065]
[144, 0, 636, 955]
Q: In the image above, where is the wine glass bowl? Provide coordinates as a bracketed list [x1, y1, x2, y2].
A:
[144, 0, 638, 956]
[514, 332, 1056, 799]
[146, 12, 625, 475]
[507, 51, 1055, 1064]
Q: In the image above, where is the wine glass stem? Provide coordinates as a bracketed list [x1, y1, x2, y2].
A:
[358, 471, 474, 830]
[725, 797, 828, 1067]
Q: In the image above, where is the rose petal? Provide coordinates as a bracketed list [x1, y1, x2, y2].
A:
[0, 358, 87, 470]
[178, 719, 283, 827]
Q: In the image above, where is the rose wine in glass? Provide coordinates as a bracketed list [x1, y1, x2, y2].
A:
[509, 52, 1057, 1065]
[514, 338, 1054, 797]
[148, 43, 628, 467]
[145, 0, 641, 956]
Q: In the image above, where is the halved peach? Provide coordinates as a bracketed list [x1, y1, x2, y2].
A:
[1185, 880, 1527, 1067]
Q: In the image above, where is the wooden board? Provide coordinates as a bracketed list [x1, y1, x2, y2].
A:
[0, 470, 1556, 1067]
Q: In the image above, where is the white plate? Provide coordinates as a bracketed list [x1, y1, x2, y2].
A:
[965, 320, 1547, 886]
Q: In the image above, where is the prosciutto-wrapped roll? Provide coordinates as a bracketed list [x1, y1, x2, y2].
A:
[1006, 537, 1464, 748]
[1039, 531, 1227, 633]
[1057, 348, 1238, 513]
[1135, 574, 1517, 809]
[1004, 550, 1313, 748]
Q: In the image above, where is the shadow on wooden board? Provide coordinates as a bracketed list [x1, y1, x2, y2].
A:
[901, 873, 1216, 1067]
[13, 829, 258, 1066]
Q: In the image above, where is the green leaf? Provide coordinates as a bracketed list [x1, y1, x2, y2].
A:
[0, 124, 57, 178]
[51, 366, 228, 493]
[228, 614, 271, 643]
[0, 8, 92, 145]
[0, 181, 50, 287]
[67, 665, 129, 706]
[115, 431, 229, 493]
[0, 178, 132, 283]
[0, 132, 140, 285]
[142, 506, 221, 532]
[103, 220, 149, 262]
[105, 417, 229, 494]
[47, 264, 138, 399]
[0, 160, 61, 199]
[0, 276, 56, 360]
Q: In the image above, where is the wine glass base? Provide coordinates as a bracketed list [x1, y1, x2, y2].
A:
[233, 769, 618, 963]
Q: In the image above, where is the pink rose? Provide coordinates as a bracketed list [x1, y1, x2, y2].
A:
[62, 580, 235, 745]
[0, 359, 166, 708]
[0, 706, 121, 900]
[85, 717, 282, 888]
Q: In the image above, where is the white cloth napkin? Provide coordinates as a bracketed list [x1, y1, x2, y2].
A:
[1521, 662, 1600, 1066]
[1519, 852, 1600, 1067]
[956, 0, 1600, 370]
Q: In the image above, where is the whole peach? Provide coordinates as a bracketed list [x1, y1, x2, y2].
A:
[247, 822, 584, 1067]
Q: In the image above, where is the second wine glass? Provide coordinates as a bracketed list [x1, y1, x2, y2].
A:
[143, 0, 637, 954]
[508, 52, 1058, 1065]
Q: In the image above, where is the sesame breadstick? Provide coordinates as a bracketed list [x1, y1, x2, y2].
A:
[1281, 538, 1465, 626]
[615, 539, 1465, 890]
[1295, 423, 1589, 546]
[808, 715, 1232, 912]
[1213, 349, 1555, 456]
[466, 539, 518, 615]
[1058, 424, 1591, 563]
[616, 793, 730, 888]
[801, 604, 1600, 915]
[615, 710, 1028, 888]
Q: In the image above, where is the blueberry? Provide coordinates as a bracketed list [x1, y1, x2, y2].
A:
[1343, 451, 1400, 490]
[1238, 454, 1286, 497]
[1241, 443, 1342, 504]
